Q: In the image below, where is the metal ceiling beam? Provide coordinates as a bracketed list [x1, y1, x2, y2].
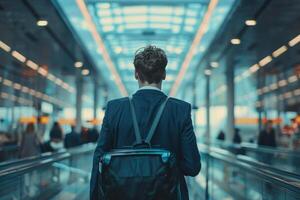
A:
[102, 33, 195, 38]
[86, 0, 209, 4]
[111, 54, 185, 59]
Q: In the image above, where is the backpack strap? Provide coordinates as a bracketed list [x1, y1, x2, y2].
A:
[144, 97, 169, 144]
[128, 97, 142, 144]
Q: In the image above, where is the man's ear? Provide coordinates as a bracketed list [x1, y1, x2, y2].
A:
[135, 70, 139, 80]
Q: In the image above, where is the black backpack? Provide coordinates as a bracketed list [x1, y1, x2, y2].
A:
[98, 97, 180, 200]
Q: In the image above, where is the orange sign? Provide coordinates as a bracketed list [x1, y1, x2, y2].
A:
[235, 117, 282, 125]
[235, 118, 258, 125]
[19, 117, 37, 124]
[58, 118, 75, 125]
[39, 116, 49, 124]
[262, 118, 282, 124]
[86, 118, 102, 125]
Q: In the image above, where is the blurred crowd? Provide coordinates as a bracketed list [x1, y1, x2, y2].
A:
[1, 121, 99, 160]
[216, 120, 300, 150]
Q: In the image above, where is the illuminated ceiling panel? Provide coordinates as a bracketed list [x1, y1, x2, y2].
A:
[55, 0, 235, 96]
[87, 2, 206, 94]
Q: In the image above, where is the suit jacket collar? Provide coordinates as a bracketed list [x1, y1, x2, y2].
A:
[133, 88, 167, 97]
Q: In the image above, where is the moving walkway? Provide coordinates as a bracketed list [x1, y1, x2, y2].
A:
[0, 144, 299, 200]
[0, 144, 95, 200]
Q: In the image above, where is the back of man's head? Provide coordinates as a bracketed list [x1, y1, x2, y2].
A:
[133, 45, 168, 84]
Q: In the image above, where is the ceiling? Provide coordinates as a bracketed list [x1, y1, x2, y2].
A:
[2, 0, 299, 113]
[193, 0, 300, 112]
[54, 0, 236, 97]
[0, 0, 100, 109]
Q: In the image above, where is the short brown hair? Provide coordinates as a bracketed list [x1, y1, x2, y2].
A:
[133, 45, 168, 84]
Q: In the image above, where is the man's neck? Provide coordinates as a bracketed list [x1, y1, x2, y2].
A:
[138, 82, 161, 90]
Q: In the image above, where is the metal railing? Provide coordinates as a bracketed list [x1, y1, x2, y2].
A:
[0, 144, 95, 200]
[214, 141, 300, 174]
[1, 143, 300, 200]
[188, 144, 300, 200]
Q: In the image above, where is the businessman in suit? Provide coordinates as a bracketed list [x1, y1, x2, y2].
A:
[90, 45, 201, 200]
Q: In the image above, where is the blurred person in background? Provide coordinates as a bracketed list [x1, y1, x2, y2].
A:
[258, 120, 277, 148]
[217, 130, 225, 141]
[19, 122, 41, 158]
[292, 124, 300, 150]
[233, 128, 242, 144]
[80, 126, 89, 144]
[41, 122, 64, 153]
[87, 127, 99, 143]
[64, 125, 81, 148]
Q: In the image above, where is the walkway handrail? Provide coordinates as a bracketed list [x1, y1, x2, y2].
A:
[214, 141, 300, 156]
[0, 151, 65, 170]
[0, 144, 96, 179]
[210, 151, 300, 193]
[241, 142, 300, 155]
[236, 154, 300, 179]
[198, 144, 300, 193]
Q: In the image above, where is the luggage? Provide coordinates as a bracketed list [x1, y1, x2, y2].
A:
[98, 97, 180, 200]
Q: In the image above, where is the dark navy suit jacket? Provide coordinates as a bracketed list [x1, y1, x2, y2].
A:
[90, 89, 201, 200]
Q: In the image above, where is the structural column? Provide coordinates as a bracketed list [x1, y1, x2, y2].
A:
[226, 61, 235, 143]
[205, 72, 211, 145]
[93, 80, 99, 120]
[204, 70, 211, 200]
[192, 80, 197, 127]
[75, 76, 83, 133]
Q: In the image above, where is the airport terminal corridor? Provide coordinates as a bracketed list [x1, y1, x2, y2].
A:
[0, 0, 300, 199]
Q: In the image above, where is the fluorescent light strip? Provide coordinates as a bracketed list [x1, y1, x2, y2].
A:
[22, 86, 29, 93]
[272, 45, 287, 58]
[82, 69, 89, 75]
[0, 40, 11, 52]
[35, 92, 43, 98]
[210, 62, 219, 68]
[170, 0, 219, 96]
[1, 42, 77, 95]
[288, 34, 300, 47]
[294, 89, 300, 96]
[5, 45, 72, 94]
[278, 79, 287, 87]
[47, 73, 56, 81]
[1, 77, 63, 106]
[245, 20, 256, 26]
[269, 83, 278, 91]
[76, 0, 127, 96]
[258, 74, 298, 95]
[38, 67, 48, 77]
[62, 83, 69, 90]
[258, 56, 272, 67]
[55, 78, 63, 85]
[262, 86, 269, 93]
[3, 79, 12, 86]
[231, 38, 241, 45]
[284, 92, 292, 99]
[26, 60, 39, 70]
[29, 89, 36, 96]
[37, 20, 48, 27]
[11, 50, 26, 63]
[249, 64, 259, 73]
[13, 83, 22, 90]
[288, 75, 298, 83]
[203, 31, 300, 99]
[74, 61, 83, 68]
[1, 92, 9, 98]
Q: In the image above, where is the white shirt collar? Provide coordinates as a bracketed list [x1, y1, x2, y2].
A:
[138, 86, 162, 91]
